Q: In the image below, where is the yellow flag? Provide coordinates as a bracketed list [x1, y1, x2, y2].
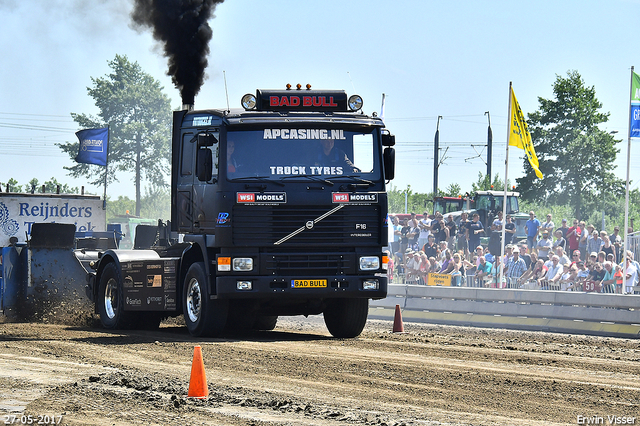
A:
[509, 87, 543, 179]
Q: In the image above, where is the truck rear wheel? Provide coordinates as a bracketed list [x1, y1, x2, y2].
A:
[98, 262, 139, 329]
[323, 298, 369, 338]
[183, 262, 228, 337]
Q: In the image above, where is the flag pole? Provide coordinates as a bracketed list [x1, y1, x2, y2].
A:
[500, 82, 513, 287]
[623, 66, 634, 293]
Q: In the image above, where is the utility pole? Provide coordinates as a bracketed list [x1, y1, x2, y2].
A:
[485, 111, 492, 180]
[433, 116, 442, 199]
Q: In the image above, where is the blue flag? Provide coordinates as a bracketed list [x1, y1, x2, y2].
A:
[630, 72, 640, 138]
[75, 127, 109, 166]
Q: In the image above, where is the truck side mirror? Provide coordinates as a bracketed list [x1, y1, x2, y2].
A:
[383, 147, 395, 181]
[197, 133, 218, 147]
[196, 148, 213, 181]
[382, 133, 395, 147]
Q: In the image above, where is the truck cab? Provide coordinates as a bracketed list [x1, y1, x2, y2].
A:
[91, 87, 395, 338]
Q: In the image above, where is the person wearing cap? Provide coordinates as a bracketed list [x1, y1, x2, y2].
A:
[576, 260, 590, 283]
[524, 211, 541, 251]
[503, 247, 527, 286]
[556, 218, 570, 239]
[536, 229, 553, 261]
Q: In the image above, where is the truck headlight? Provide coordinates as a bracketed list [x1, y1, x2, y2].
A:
[233, 257, 253, 271]
[359, 256, 380, 271]
[362, 279, 379, 290]
[236, 281, 253, 291]
[348, 94, 363, 111]
[241, 94, 256, 110]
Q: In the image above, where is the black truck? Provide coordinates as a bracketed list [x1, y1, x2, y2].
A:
[88, 87, 396, 338]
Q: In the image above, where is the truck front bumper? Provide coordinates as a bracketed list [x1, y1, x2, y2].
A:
[215, 275, 387, 299]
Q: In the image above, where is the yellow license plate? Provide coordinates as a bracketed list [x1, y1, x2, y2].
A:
[291, 279, 327, 288]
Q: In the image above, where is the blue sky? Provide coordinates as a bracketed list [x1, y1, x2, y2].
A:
[0, 0, 638, 201]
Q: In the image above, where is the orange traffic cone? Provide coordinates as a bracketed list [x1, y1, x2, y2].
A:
[187, 346, 209, 398]
[393, 304, 405, 333]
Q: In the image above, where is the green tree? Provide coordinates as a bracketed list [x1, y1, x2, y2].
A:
[106, 195, 136, 222]
[442, 183, 462, 197]
[4, 178, 22, 193]
[516, 70, 622, 219]
[471, 172, 511, 192]
[387, 185, 433, 214]
[57, 54, 172, 216]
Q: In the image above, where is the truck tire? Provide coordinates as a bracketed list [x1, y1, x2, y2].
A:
[323, 298, 369, 338]
[98, 262, 139, 329]
[253, 315, 278, 331]
[183, 262, 228, 337]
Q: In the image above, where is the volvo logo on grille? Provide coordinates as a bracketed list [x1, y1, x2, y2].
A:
[305, 221, 314, 229]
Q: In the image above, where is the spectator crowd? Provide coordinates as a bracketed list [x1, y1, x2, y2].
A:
[387, 211, 639, 294]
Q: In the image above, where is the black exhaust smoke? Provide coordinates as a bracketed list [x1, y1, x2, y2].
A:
[131, 0, 225, 106]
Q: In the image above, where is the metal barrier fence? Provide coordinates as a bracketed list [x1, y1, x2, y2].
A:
[628, 231, 640, 262]
[389, 271, 639, 294]
[369, 284, 640, 338]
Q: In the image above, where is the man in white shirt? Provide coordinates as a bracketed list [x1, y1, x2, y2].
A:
[417, 212, 432, 249]
[625, 257, 639, 294]
[541, 213, 555, 232]
[546, 255, 563, 283]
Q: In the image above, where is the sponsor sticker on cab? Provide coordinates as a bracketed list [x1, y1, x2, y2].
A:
[291, 279, 327, 288]
[332, 193, 378, 204]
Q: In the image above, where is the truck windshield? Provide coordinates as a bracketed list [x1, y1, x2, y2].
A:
[226, 128, 380, 181]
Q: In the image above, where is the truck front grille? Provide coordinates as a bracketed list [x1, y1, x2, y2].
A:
[264, 252, 354, 276]
[232, 205, 380, 246]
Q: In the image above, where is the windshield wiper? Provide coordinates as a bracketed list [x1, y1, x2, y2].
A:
[279, 175, 334, 186]
[327, 175, 375, 187]
[230, 176, 285, 187]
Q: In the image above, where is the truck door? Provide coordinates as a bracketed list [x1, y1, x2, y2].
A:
[177, 130, 196, 233]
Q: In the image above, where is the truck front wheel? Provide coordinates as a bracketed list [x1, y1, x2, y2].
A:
[323, 298, 369, 338]
[98, 262, 138, 329]
[183, 262, 228, 337]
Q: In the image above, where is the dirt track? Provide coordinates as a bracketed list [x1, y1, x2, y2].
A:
[0, 316, 638, 426]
